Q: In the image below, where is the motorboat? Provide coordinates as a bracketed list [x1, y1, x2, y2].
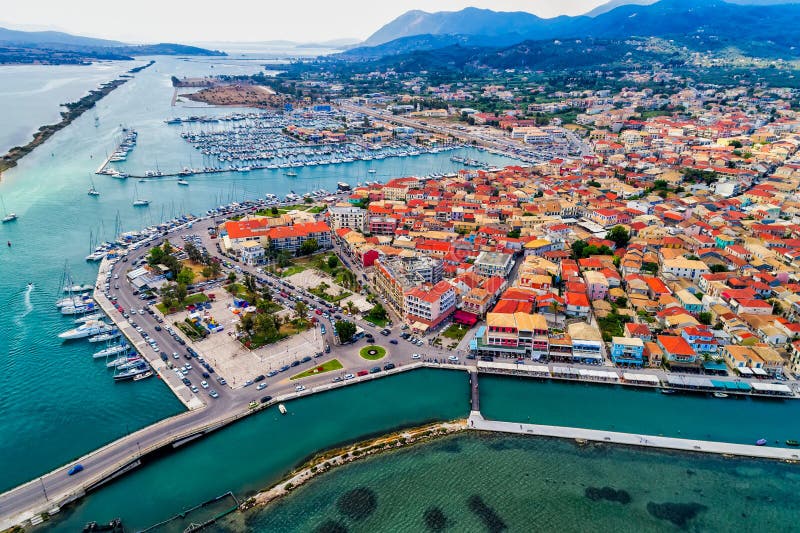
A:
[278, 404, 287, 414]
[56, 295, 91, 308]
[712, 392, 729, 398]
[756, 438, 768, 446]
[59, 320, 111, 340]
[786, 440, 799, 447]
[177, 179, 189, 186]
[76, 312, 103, 323]
[660, 388, 676, 395]
[133, 371, 153, 381]
[114, 364, 150, 381]
[95, 345, 130, 360]
[88, 330, 121, 343]
[64, 284, 94, 293]
[61, 302, 97, 315]
[86, 251, 106, 262]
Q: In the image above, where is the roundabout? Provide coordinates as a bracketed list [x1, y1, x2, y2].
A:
[359, 345, 387, 361]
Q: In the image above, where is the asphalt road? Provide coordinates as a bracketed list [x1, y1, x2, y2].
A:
[0, 197, 465, 529]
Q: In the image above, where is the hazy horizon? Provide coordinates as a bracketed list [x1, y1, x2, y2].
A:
[1, 0, 621, 44]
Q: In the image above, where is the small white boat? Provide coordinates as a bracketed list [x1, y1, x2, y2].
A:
[713, 392, 729, 398]
[278, 404, 287, 414]
[133, 370, 154, 381]
[177, 179, 189, 186]
[65, 284, 94, 293]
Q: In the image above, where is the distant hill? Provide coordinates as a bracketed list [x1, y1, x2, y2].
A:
[356, 0, 800, 58]
[0, 26, 225, 63]
[0, 26, 124, 47]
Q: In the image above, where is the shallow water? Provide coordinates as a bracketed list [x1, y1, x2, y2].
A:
[233, 432, 800, 532]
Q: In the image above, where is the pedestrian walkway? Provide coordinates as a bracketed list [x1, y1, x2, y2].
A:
[468, 412, 800, 461]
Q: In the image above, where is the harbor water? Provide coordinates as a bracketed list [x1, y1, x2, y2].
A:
[45, 369, 469, 531]
[0, 55, 518, 492]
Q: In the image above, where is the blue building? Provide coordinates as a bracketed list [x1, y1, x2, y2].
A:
[610, 337, 645, 367]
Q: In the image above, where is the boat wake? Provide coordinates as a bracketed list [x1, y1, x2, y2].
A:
[15, 283, 34, 326]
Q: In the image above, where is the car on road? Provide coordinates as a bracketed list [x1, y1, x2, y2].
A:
[290, 360, 300, 367]
[300, 356, 312, 363]
[320, 324, 326, 334]
[217, 377, 227, 385]
[267, 370, 279, 377]
[412, 353, 421, 359]
[201, 372, 210, 379]
[256, 383, 267, 391]
[191, 386, 199, 393]
[182, 377, 191, 385]
[200, 381, 209, 389]
[279, 365, 290, 372]
[448, 356, 459, 362]
[244, 380, 253, 387]
[383, 363, 396, 370]
[343, 373, 355, 380]
[380, 329, 391, 336]
[295, 385, 306, 392]
[254, 374, 265, 382]
[332, 376, 343, 383]
[260, 395, 273, 404]
[369, 366, 381, 374]
[209, 390, 219, 399]
[154, 325, 162, 331]
[172, 352, 180, 359]
[357, 370, 368, 377]
[389, 339, 398, 345]
[68, 464, 84, 476]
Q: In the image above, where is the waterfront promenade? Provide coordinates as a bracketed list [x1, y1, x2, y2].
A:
[469, 412, 800, 461]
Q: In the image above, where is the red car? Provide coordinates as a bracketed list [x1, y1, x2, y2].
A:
[357, 370, 368, 377]
[315, 309, 322, 315]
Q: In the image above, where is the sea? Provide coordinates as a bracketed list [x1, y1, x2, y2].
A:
[1, 48, 799, 531]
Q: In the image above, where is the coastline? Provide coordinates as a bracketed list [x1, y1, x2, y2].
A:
[240, 419, 468, 512]
[0, 60, 154, 176]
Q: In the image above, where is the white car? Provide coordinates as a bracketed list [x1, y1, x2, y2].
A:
[412, 354, 421, 360]
[200, 380, 209, 389]
[448, 355, 459, 362]
[256, 383, 267, 391]
[344, 373, 355, 380]
[191, 386, 199, 393]
[295, 385, 306, 392]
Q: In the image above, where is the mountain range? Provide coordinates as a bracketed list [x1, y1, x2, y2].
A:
[356, 0, 800, 59]
[0, 26, 224, 64]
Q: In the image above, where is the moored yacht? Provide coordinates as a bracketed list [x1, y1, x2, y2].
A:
[58, 320, 111, 340]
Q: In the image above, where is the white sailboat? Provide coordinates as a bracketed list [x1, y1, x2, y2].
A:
[1, 196, 17, 223]
[132, 184, 149, 207]
[88, 178, 100, 197]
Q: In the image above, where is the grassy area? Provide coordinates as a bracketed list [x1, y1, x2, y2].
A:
[255, 204, 325, 217]
[156, 292, 209, 315]
[360, 345, 386, 360]
[290, 359, 343, 380]
[309, 284, 351, 303]
[181, 260, 212, 282]
[442, 323, 470, 341]
[176, 319, 207, 340]
[363, 315, 388, 327]
[281, 265, 307, 277]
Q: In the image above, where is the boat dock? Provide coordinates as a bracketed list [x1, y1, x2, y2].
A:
[93, 257, 203, 410]
[469, 412, 800, 462]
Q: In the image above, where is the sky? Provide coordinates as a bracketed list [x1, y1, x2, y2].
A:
[1, 0, 615, 44]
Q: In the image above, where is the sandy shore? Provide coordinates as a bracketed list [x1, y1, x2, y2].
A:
[240, 419, 467, 511]
[183, 84, 284, 108]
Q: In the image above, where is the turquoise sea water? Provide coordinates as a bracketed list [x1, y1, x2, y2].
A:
[47, 369, 469, 531]
[233, 432, 800, 532]
[480, 375, 800, 447]
[0, 56, 519, 493]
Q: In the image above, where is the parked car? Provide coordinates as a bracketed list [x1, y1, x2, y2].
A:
[68, 464, 84, 476]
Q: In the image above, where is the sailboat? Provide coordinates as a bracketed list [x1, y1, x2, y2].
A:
[132, 184, 149, 207]
[1, 196, 17, 223]
[88, 178, 100, 197]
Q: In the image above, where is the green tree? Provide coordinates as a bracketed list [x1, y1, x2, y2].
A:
[298, 238, 320, 256]
[334, 320, 357, 343]
[243, 273, 257, 295]
[201, 266, 213, 279]
[327, 255, 340, 269]
[606, 225, 630, 249]
[184, 241, 203, 263]
[227, 271, 237, 283]
[368, 303, 387, 322]
[209, 261, 222, 278]
[147, 245, 166, 266]
[177, 268, 195, 286]
[295, 301, 309, 320]
[615, 296, 628, 308]
[507, 228, 521, 238]
[709, 264, 728, 273]
[699, 312, 712, 325]
[175, 283, 188, 303]
[728, 140, 742, 149]
[571, 240, 588, 259]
